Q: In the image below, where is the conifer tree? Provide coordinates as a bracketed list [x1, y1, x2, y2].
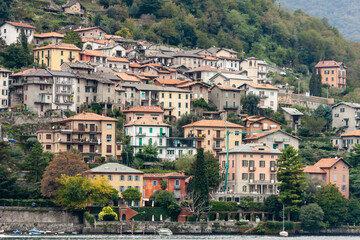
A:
[192, 148, 209, 215]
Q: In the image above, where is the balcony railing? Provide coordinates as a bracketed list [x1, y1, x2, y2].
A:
[213, 144, 221, 150]
[248, 166, 256, 171]
[136, 132, 146, 136]
[223, 105, 238, 110]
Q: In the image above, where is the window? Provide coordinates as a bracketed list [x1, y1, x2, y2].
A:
[106, 135, 112, 142]
[242, 160, 248, 167]
[139, 138, 142, 146]
[178, 102, 181, 108]
[343, 174, 346, 182]
[235, 141, 239, 146]
[260, 154, 264, 158]
[46, 134, 51, 139]
[108, 175, 113, 181]
[135, 176, 140, 181]
[107, 124, 112, 129]
[119, 186, 125, 192]
[120, 175, 125, 181]
[260, 174, 265, 181]
[178, 94, 181, 99]
[106, 145, 112, 153]
[169, 93, 172, 98]
[46, 145, 51, 150]
[152, 180, 158, 186]
[232, 173, 235, 180]
[334, 174, 337, 182]
[242, 173, 248, 180]
[149, 128, 153, 133]
[159, 138, 163, 146]
[260, 161, 265, 167]
[127, 175, 133, 181]
[341, 185, 347, 191]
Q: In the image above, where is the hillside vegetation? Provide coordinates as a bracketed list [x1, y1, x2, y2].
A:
[277, 0, 360, 42]
[1, 0, 360, 87]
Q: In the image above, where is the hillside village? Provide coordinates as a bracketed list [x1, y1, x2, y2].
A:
[1, 0, 360, 234]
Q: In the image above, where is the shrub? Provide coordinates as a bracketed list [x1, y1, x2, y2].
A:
[84, 211, 95, 224]
[210, 201, 238, 211]
[98, 206, 118, 221]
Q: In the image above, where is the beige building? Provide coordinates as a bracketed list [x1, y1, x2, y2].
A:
[209, 85, 241, 114]
[74, 27, 106, 40]
[173, 52, 203, 70]
[122, 106, 164, 123]
[33, 43, 81, 71]
[332, 102, 360, 134]
[333, 130, 360, 152]
[0, 67, 11, 109]
[187, 65, 218, 83]
[183, 120, 243, 157]
[37, 112, 117, 162]
[209, 72, 252, 88]
[177, 81, 210, 103]
[33, 32, 64, 46]
[159, 87, 190, 121]
[243, 130, 300, 151]
[62, 0, 86, 17]
[85, 163, 144, 206]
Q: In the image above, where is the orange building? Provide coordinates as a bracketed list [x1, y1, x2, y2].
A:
[79, 49, 107, 64]
[143, 172, 187, 202]
[315, 60, 347, 88]
[303, 157, 350, 199]
[242, 116, 281, 138]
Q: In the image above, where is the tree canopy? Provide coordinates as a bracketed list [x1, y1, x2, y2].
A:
[62, 30, 83, 49]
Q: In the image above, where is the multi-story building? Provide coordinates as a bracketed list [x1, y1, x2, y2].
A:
[278, 92, 335, 110]
[37, 112, 117, 161]
[315, 60, 347, 88]
[239, 57, 259, 83]
[281, 107, 304, 131]
[242, 116, 281, 138]
[182, 120, 243, 157]
[33, 43, 81, 70]
[217, 56, 240, 71]
[243, 130, 300, 151]
[303, 157, 350, 199]
[74, 27, 106, 40]
[332, 130, 360, 152]
[207, 47, 238, 58]
[33, 32, 64, 46]
[176, 81, 210, 103]
[239, 83, 279, 112]
[209, 85, 241, 114]
[85, 163, 144, 206]
[107, 57, 130, 70]
[0, 67, 11, 109]
[216, 144, 282, 202]
[172, 52, 203, 70]
[124, 117, 196, 161]
[187, 65, 219, 83]
[62, 0, 86, 17]
[332, 102, 360, 134]
[123, 106, 164, 123]
[143, 172, 187, 202]
[209, 72, 252, 88]
[79, 49, 107, 66]
[98, 44, 126, 58]
[0, 21, 35, 45]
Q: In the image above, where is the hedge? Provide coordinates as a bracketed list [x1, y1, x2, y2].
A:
[131, 207, 169, 221]
[210, 201, 239, 211]
[0, 199, 56, 207]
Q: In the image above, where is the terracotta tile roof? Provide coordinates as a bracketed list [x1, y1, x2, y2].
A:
[33, 43, 81, 51]
[34, 32, 64, 38]
[202, 56, 218, 61]
[105, 34, 123, 40]
[182, 119, 243, 128]
[10, 68, 37, 77]
[155, 78, 186, 85]
[341, 130, 360, 137]
[81, 49, 107, 57]
[158, 70, 170, 74]
[141, 72, 158, 78]
[130, 63, 142, 68]
[60, 112, 117, 122]
[146, 63, 163, 68]
[5, 21, 35, 29]
[303, 165, 326, 173]
[314, 158, 345, 168]
[74, 26, 105, 32]
[107, 57, 130, 63]
[124, 117, 169, 127]
[115, 72, 140, 82]
[218, 56, 240, 61]
[164, 67, 176, 72]
[122, 106, 164, 113]
[144, 172, 186, 179]
[315, 60, 344, 68]
[213, 84, 241, 91]
[187, 65, 219, 73]
[244, 83, 279, 90]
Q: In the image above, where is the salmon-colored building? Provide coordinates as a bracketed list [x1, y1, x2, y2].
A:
[143, 172, 187, 202]
[242, 116, 281, 138]
[122, 106, 164, 123]
[315, 60, 347, 88]
[303, 157, 350, 199]
[217, 144, 281, 202]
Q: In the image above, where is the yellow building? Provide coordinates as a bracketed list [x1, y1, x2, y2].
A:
[85, 163, 144, 206]
[183, 120, 243, 157]
[33, 43, 81, 70]
[159, 87, 190, 121]
[37, 112, 117, 162]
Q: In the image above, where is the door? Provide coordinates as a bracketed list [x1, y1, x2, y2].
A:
[197, 141, 202, 148]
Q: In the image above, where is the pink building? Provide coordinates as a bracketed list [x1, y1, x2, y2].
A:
[217, 144, 281, 202]
[303, 157, 350, 199]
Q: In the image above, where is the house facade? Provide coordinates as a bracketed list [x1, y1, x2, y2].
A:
[85, 163, 144, 206]
[242, 116, 281, 138]
[74, 27, 106, 40]
[183, 120, 243, 157]
[33, 43, 81, 70]
[315, 60, 347, 88]
[332, 130, 360, 152]
[332, 102, 360, 134]
[176, 81, 210, 103]
[37, 112, 117, 161]
[209, 72, 252, 88]
[0, 21, 35, 45]
[122, 106, 164, 123]
[281, 107, 304, 131]
[216, 144, 281, 203]
[0, 68, 11, 109]
[209, 85, 241, 114]
[303, 157, 350, 199]
[33, 32, 64, 46]
[239, 83, 279, 112]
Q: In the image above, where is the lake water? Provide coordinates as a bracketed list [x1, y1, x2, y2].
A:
[1, 235, 360, 240]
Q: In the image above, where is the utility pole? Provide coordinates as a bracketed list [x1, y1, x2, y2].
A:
[298, 78, 300, 105]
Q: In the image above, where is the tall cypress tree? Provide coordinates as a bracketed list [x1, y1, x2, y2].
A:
[192, 148, 209, 215]
[316, 71, 322, 97]
[309, 70, 316, 96]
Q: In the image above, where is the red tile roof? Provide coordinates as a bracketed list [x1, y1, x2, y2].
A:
[122, 106, 164, 113]
[213, 85, 241, 91]
[130, 63, 142, 68]
[187, 65, 219, 73]
[60, 112, 117, 122]
[107, 57, 130, 63]
[315, 60, 344, 68]
[155, 78, 186, 85]
[245, 83, 279, 90]
[182, 119, 243, 128]
[10, 68, 38, 77]
[74, 26, 105, 32]
[143, 172, 186, 179]
[303, 165, 326, 173]
[124, 117, 169, 127]
[314, 157, 345, 168]
[33, 43, 81, 51]
[34, 32, 64, 38]
[115, 72, 140, 82]
[341, 130, 360, 137]
[81, 49, 107, 57]
[141, 72, 158, 78]
[5, 21, 35, 29]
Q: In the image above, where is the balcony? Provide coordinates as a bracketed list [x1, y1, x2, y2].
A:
[56, 90, 73, 95]
[68, 57, 75, 61]
[259, 94, 268, 99]
[174, 185, 181, 190]
[248, 180, 276, 184]
[213, 143, 221, 150]
[163, 106, 175, 110]
[223, 105, 238, 110]
[274, 138, 283, 143]
[45, 54, 50, 59]
[248, 166, 256, 171]
[136, 132, 146, 136]
[59, 138, 100, 144]
[157, 133, 167, 137]
[270, 166, 276, 172]
[213, 136, 224, 140]
[34, 99, 51, 104]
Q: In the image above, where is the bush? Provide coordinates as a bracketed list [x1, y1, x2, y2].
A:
[299, 203, 324, 232]
[84, 211, 95, 224]
[210, 201, 238, 211]
[98, 206, 118, 221]
[131, 207, 169, 221]
[188, 215, 197, 222]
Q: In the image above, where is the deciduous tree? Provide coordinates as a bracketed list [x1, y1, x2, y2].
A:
[242, 93, 260, 115]
[62, 30, 82, 49]
[121, 187, 141, 203]
[299, 203, 324, 232]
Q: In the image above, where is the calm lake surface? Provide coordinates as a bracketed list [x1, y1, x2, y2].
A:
[1, 235, 360, 240]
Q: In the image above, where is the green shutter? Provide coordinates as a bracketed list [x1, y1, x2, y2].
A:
[160, 128, 163, 135]
[139, 138, 142, 146]
[150, 128, 152, 133]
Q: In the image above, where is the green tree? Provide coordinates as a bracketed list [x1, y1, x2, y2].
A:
[121, 145, 134, 166]
[277, 146, 306, 220]
[62, 30, 82, 49]
[299, 203, 324, 232]
[121, 188, 142, 203]
[203, 151, 221, 189]
[347, 143, 360, 168]
[160, 180, 167, 190]
[19, 28, 28, 52]
[138, 0, 163, 16]
[309, 70, 322, 97]
[315, 184, 348, 227]
[346, 198, 360, 225]
[99, 206, 118, 221]
[227, 111, 242, 125]
[150, 190, 176, 208]
[176, 112, 199, 137]
[263, 195, 282, 220]
[242, 93, 260, 115]
[0, 165, 19, 198]
[22, 142, 53, 183]
[174, 153, 195, 174]
[135, 142, 159, 162]
[192, 148, 209, 219]
[0, 142, 17, 168]
[1, 44, 30, 69]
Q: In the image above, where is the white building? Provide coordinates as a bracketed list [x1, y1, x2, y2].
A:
[0, 21, 35, 45]
[239, 83, 279, 112]
[124, 117, 196, 161]
[0, 67, 11, 109]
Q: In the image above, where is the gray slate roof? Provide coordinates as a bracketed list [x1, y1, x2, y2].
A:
[119, 83, 190, 93]
[332, 102, 360, 109]
[220, 144, 282, 154]
[0, 67, 12, 73]
[281, 107, 304, 116]
[88, 163, 143, 174]
[48, 70, 76, 77]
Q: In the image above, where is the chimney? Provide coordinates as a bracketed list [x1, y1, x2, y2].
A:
[168, 169, 171, 173]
